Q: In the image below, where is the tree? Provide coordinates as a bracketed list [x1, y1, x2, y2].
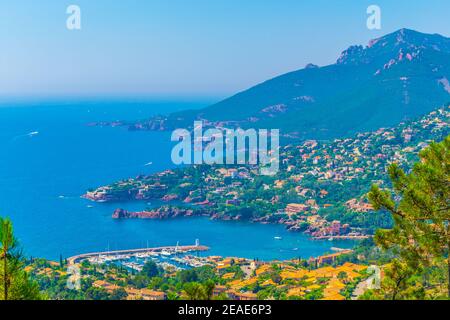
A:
[337, 271, 348, 283]
[141, 261, 159, 278]
[178, 269, 198, 283]
[270, 272, 282, 284]
[203, 280, 215, 300]
[148, 276, 164, 290]
[183, 282, 205, 300]
[0, 217, 42, 300]
[110, 287, 128, 300]
[85, 286, 109, 300]
[1, 217, 18, 300]
[360, 259, 425, 300]
[368, 136, 450, 299]
[183, 281, 216, 300]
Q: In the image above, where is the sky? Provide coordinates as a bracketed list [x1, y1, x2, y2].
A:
[1, 0, 449, 99]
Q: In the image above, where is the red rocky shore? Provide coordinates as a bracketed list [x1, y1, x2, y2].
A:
[113, 207, 303, 228]
[112, 207, 205, 219]
[111, 207, 367, 240]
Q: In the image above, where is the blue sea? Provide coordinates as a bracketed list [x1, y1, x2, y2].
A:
[0, 99, 356, 261]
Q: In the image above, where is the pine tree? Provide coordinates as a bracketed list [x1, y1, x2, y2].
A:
[0, 217, 17, 300]
[0, 217, 42, 300]
[368, 135, 450, 299]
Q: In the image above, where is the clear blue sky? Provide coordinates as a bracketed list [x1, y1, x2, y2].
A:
[1, 0, 449, 99]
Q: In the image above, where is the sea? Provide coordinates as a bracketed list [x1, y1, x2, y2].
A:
[0, 99, 356, 261]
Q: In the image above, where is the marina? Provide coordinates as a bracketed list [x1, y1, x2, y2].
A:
[67, 243, 211, 272]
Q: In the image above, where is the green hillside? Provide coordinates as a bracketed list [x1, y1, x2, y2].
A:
[133, 29, 450, 140]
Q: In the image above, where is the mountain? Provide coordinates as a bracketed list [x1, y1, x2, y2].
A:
[132, 29, 450, 140]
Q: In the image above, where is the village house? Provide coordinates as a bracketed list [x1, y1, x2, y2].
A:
[227, 290, 258, 301]
[285, 203, 309, 214]
[125, 288, 166, 300]
[345, 198, 374, 212]
[213, 285, 228, 297]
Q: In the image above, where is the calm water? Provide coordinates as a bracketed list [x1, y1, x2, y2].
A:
[0, 99, 356, 261]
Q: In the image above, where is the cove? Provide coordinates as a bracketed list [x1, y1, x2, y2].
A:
[0, 100, 357, 261]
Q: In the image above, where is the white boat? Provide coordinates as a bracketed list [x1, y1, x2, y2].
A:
[274, 236, 282, 240]
[123, 262, 142, 271]
[160, 249, 172, 256]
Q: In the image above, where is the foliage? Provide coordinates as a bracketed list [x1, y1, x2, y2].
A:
[367, 136, 450, 299]
[0, 217, 42, 300]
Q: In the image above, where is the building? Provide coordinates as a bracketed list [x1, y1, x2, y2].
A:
[285, 203, 309, 214]
[345, 199, 374, 213]
[125, 288, 166, 300]
[92, 280, 120, 293]
[213, 285, 228, 297]
[330, 221, 341, 235]
[227, 290, 257, 300]
[309, 250, 354, 267]
[140, 289, 167, 300]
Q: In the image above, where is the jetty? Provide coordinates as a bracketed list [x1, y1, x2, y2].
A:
[67, 244, 209, 265]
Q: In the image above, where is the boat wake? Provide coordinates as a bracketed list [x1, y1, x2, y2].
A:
[12, 131, 40, 141]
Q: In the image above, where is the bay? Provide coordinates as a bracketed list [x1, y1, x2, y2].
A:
[0, 99, 356, 261]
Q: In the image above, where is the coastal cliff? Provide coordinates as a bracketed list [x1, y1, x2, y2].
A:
[112, 207, 204, 219]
